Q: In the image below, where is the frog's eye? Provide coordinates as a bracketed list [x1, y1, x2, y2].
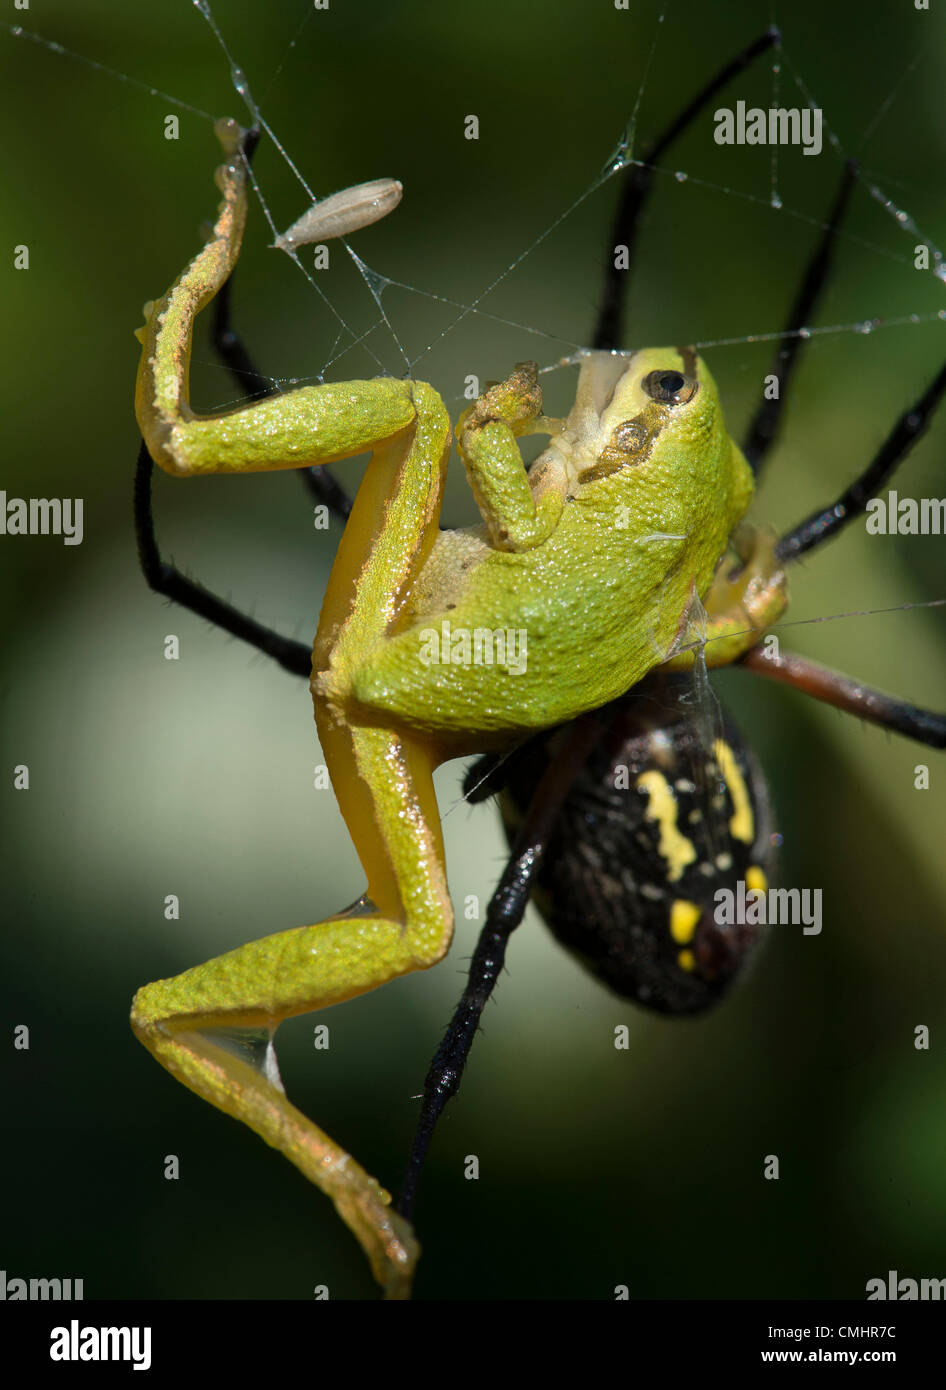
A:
[641, 369, 699, 405]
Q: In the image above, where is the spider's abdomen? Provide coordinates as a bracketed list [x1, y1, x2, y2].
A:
[495, 683, 777, 1015]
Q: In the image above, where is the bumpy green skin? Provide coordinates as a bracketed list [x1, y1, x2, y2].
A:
[354, 349, 754, 739]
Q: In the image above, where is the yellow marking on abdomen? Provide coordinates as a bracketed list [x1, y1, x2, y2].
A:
[713, 738, 754, 844]
[637, 770, 696, 882]
[670, 899, 701, 944]
[677, 949, 696, 972]
[746, 865, 768, 894]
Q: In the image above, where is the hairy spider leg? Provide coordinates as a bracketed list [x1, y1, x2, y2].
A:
[592, 26, 781, 357]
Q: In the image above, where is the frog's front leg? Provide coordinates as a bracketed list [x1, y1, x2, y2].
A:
[662, 525, 789, 670]
[457, 361, 566, 550]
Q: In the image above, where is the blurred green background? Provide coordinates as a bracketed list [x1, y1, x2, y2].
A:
[1, 0, 945, 1301]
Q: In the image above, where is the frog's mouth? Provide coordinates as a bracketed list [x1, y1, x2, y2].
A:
[541, 350, 640, 485]
[572, 349, 639, 419]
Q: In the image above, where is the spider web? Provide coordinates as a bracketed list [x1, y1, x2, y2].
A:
[210, 0, 946, 370]
[2, 0, 946, 1303]
[7, 1, 946, 368]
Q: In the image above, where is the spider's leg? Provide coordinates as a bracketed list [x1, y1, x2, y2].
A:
[210, 251, 273, 404]
[134, 438, 313, 677]
[592, 26, 780, 352]
[777, 358, 946, 561]
[743, 160, 859, 474]
[396, 713, 602, 1223]
[738, 646, 946, 748]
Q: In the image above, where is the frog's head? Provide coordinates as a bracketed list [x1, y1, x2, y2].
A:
[547, 348, 754, 539]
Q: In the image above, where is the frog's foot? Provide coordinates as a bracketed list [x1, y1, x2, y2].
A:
[459, 361, 544, 441]
[663, 524, 789, 670]
[455, 362, 566, 551]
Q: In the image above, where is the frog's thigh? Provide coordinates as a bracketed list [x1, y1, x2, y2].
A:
[315, 381, 452, 660]
[312, 375, 455, 928]
[346, 620, 536, 734]
[315, 715, 453, 956]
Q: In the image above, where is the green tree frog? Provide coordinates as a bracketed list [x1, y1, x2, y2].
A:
[131, 118, 787, 1298]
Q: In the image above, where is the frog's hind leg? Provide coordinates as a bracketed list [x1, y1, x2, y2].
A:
[130, 717, 451, 1299]
[132, 385, 455, 1299]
